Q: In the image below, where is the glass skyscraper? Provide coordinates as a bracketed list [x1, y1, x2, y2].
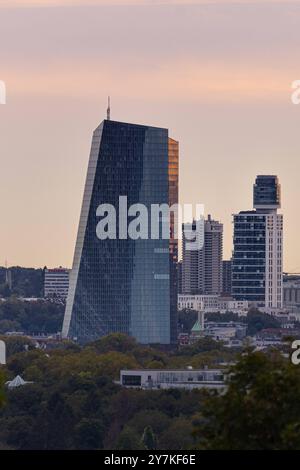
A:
[253, 175, 281, 211]
[62, 119, 178, 344]
[232, 211, 267, 303]
[232, 175, 283, 310]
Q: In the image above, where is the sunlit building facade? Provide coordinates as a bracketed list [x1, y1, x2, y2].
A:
[62, 119, 178, 344]
[232, 175, 283, 310]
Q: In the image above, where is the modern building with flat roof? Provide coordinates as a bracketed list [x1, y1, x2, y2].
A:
[178, 294, 249, 315]
[44, 267, 70, 300]
[120, 368, 225, 390]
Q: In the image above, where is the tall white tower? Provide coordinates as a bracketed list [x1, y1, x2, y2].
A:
[232, 176, 283, 311]
[253, 175, 283, 310]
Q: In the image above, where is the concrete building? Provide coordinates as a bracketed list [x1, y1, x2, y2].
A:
[217, 298, 249, 316]
[181, 220, 204, 295]
[178, 294, 249, 315]
[204, 321, 247, 342]
[205, 215, 223, 295]
[182, 215, 223, 296]
[44, 267, 70, 300]
[222, 260, 232, 296]
[120, 368, 225, 390]
[178, 294, 219, 312]
[283, 277, 300, 309]
[232, 176, 283, 311]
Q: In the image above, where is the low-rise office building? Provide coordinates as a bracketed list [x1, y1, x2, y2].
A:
[178, 294, 219, 312]
[120, 368, 226, 390]
[178, 294, 249, 315]
[44, 267, 70, 300]
[283, 278, 300, 309]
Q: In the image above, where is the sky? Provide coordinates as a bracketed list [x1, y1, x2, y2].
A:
[0, 1, 300, 271]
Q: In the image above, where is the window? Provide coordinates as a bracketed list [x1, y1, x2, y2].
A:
[122, 375, 141, 386]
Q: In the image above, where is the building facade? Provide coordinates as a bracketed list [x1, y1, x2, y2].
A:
[232, 176, 283, 310]
[222, 260, 232, 296]
[178, 294, 220, 312]
[177, 260, 183, 295]
[120, 368, 225, 390]
[178, 293, 249, 315]
[62, 119, 178, 344]
[44, 267, 70, 299]
[181, 215, 223, 296]
[283, 277, 300, 309]
[181, 220, 204, 295]
[204, 215, 223, 295]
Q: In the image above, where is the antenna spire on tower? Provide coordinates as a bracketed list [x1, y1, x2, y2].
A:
[107, 96, 111, 121]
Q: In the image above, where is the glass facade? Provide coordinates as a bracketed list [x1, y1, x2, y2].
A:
[168, 138, 179, 343]
[253, 175, 281, 210]
[232, 175, 283, 308]
[232, 212, 266, 302]
[62, 120, 178, 344]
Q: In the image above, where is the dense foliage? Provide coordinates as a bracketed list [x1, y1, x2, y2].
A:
[0, 334, 298, 450]
[194, 350, 300, 450]
[0, 266, 44, 298]
[0, 299, 64, 335]
[0, 334, 234, 450]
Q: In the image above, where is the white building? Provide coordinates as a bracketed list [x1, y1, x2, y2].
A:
[120, 368, 225, 390]
[44, 267, 70, 300]
[232, 176, 283, 312]
[178, 294, 219, 312]
[283, 277, 300, 308]
[265, 212, 283, 310]
[218, 298, 249, 316]
[178, 294, 249, 316]
[5, 375, 33, 389]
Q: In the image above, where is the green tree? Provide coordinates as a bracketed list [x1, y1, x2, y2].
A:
[178, 309, 198, 334]
[141, 425, 157, 450]
[74, 418, 105, 449]
[194, 351, 300, 450]
[246, 309, 281, 335]
[88, 333, 137, 354]
[116, 426, 145, 450]
[159, 417, 195, 450]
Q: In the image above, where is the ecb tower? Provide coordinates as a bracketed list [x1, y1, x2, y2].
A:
[62, 117, 178, 344]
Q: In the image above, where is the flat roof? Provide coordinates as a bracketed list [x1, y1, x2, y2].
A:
[121, 369, 224, 373]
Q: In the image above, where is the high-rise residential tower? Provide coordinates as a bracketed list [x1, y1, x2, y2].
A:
[181, 215, 223, 296]
[62, 119, 178, 344]
[232, 175, 283, 310]
[204, 215, 223, 295]
[182, 220, 204, 295]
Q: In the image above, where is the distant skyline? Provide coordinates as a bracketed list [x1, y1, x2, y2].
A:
[0, 1, 300, 271]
